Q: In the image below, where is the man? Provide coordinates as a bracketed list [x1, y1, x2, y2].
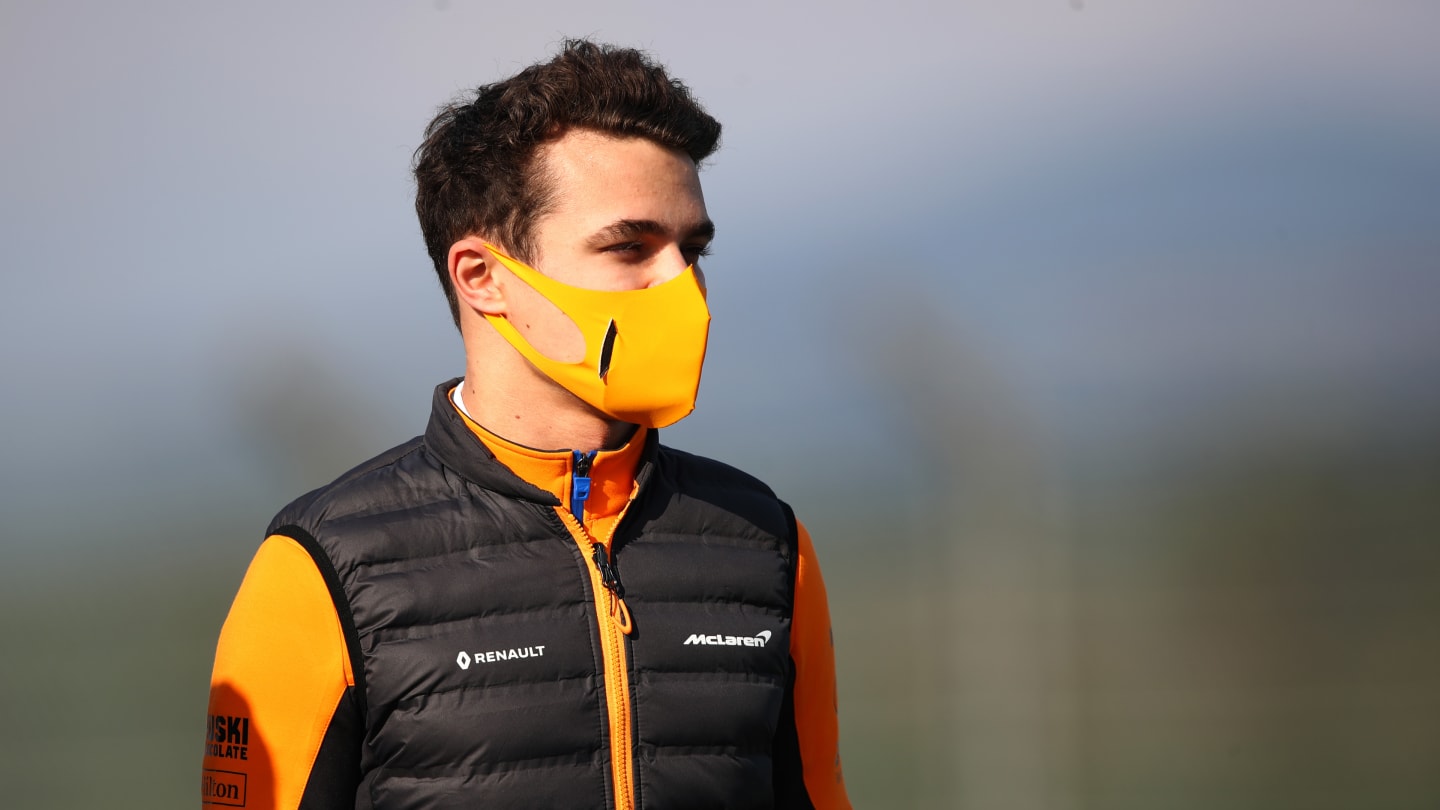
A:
[204, 40, 850, 809]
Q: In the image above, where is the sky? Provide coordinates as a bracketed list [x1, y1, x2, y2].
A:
[2, 0, 1439, 557]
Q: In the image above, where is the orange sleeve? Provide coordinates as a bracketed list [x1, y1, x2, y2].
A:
[204, 535, 354, 809]
[791, 520, 852, 809]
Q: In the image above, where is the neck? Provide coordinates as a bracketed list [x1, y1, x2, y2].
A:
[459, 357, 637, 452]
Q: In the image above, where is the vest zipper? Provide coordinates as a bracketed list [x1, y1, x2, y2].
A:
[559, 472, 637, 810]
[570, 450, 596, 523]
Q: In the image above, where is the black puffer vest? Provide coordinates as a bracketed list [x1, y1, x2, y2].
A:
[268, 381, 810, 809]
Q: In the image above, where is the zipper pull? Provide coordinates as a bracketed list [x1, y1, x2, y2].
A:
[591, 542, 633, 634]
[571, 450, 596, 523]
[591, 542, 624, 597]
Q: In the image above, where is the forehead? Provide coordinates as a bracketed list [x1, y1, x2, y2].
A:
[534, 129, 707, 228]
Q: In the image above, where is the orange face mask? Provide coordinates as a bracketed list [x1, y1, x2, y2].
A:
[483, 245, 711, 428]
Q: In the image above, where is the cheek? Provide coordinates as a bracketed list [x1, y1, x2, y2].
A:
[505, 279, 586, 363]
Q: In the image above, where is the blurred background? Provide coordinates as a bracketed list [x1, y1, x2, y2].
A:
[3, 1, 1438, 807]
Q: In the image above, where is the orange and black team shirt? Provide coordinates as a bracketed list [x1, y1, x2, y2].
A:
[205, 403, 851, 809]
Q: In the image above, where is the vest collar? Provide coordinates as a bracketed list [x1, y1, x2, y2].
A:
[423, 378, 659, 505]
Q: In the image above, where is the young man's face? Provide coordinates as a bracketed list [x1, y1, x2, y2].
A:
[495, 128, 713, 362]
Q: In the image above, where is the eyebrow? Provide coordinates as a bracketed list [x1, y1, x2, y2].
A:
[586, 218, 716, 247]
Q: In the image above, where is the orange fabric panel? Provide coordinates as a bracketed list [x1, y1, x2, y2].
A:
[205, 535, 352, 810]
[792, 521, 853, 809]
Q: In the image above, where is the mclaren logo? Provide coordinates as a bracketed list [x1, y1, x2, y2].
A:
[684, 629, 772, 647]
[456, 645, 546, 669]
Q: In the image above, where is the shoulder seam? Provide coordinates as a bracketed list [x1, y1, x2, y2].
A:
[656, 445, 779, 499]
[330, 439, 425, 490]
[268, 438, 428, 534]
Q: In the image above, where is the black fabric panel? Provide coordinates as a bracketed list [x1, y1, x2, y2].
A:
[299, 687, 364, 810]
[378, 676, 605, 770]
[368, 764, 606, 810]
[637, 748, 773, 810]
[632, 669, 785, 749]
[769, 662, 816, 810]
[274, 524, 368, 717]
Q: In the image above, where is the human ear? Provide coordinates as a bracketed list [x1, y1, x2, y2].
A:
[449, 236, 506, 316]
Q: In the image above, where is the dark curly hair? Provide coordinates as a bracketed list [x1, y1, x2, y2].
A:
[413, 39, 722, 327]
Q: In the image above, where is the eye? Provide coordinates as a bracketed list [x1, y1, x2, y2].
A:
[682, 243, 712, 264]
[604, 241, 644, 255]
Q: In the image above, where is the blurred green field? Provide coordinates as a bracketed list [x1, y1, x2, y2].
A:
[4, 412, 1437, 809]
